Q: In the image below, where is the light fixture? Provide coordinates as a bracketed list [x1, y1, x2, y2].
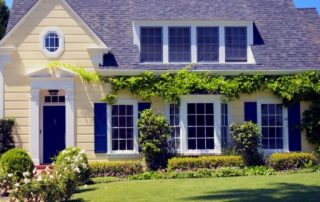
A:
[48, 89, 59, 96]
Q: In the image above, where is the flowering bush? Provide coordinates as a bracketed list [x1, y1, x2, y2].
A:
[10, 166, 78, 202]
[55, 147, 90, 184]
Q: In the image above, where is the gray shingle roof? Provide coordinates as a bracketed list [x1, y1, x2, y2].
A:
[6, 0, 320, 71]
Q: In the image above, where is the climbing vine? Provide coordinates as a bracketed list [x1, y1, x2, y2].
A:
[48, 61, 101, 83]
[47, 62, 320, 148]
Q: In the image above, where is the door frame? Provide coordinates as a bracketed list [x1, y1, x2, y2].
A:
[29, 74, 75, 165]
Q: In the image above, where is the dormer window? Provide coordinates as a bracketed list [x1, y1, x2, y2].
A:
[140, 27, 163, 62]
[40, 28, 65, 58]
[169, 27, 191, 62]
[134, 21, 255, 64]
[197, 27, 219, 62]
[225, 27, 247, 62]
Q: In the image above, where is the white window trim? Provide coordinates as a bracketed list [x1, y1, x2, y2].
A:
[107, 99, 139, 155]
[257, 99, 289, 153]
[40, 27, 65, 58]
[180, 95, 222, 155]
[164, 103, 182, 152]
[133, 21, 255, 64]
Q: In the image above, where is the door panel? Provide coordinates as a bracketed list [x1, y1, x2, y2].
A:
[43, 106, 66, 164]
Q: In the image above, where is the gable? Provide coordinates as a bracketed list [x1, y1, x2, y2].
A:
[1, 0, 108, 68]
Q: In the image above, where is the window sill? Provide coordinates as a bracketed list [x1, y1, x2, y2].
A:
[262, 149, 289, 154]
[181, 150, 221, 155]
[106, 152, 141, 159]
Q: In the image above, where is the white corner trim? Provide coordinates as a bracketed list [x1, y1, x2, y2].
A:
[40, 27, 65, 58]
[107, 99, 139, 154]
[257, 99, 289, 153]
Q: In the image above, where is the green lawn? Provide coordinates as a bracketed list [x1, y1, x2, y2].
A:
[72, 173, 320, 202]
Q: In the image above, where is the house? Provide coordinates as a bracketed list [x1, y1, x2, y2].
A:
[0, 0, 319, 165]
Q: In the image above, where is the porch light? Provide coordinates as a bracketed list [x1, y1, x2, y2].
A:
[48, 89, 59, 96]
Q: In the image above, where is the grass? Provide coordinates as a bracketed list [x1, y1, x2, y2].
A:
[72, 173, 320, 202]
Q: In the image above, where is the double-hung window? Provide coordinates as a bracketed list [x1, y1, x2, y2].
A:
[111, 105, 134, 151]
[140, 27, 163, 62]
[187, 103, 215, 150]
[221, 103, 229, 148]
[197, 27, 219, 62]
[225, 27, 247, 62]
[169, 104, 181, 150]
[260, 104, 285, 150]
[169, 27, 191, 62]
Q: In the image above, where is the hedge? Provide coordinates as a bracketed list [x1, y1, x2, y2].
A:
[267, 152, 317, 171]
[168, 155, 245, 171]
[89, 161, 143, 178]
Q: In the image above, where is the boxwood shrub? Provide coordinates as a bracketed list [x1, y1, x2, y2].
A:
[168, 155, 245, 171]
[0, 148, 34, 179]
[267, 152, 317, 171]
[89, 161, 143, 178]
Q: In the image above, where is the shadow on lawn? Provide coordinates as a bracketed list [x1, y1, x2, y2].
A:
[185, 183, 320, 202]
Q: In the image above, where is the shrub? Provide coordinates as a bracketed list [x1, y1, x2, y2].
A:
[212, 167, 244, 177]
[138, 109, 171, 170]
[302, 99, 320, 147]
[168, 155, 244, 171]
[55, 147, 90, 184]
[243, 166, 276, 176]
[0, 148, 34, 180]
[0, 119, 15, 155]
[128, 166, 276, 181]
[10, 169, 78, 202]
[90, 161, 143, 178]
[267, 152, 316, 171]
[231, 122, 264, 166]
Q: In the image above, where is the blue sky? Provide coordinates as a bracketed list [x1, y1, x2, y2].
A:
[4, 0, 320, 13]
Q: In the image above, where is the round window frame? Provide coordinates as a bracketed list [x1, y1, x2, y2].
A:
[40, 28, 65, 58]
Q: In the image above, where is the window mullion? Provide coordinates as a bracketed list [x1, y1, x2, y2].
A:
[163, 26, 169, 63]
[219, 26, 226, 63]
[191, 26, 197, 63]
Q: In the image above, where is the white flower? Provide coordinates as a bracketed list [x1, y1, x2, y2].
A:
[7, 173, 13, 178]
[83, 184, 88, 188]
[37, 176, 43, 182]
[14, 183, 20, 187]
[62, 150, 67, 154]
[23, 172, 30, 177]
[33, 168, 37, 174]
[24, 178, 30, 184]
[73, 167, 81, 174]
[49, 175, 54, 180]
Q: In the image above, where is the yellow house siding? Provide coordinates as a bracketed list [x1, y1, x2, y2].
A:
[2, 0, 103, 156]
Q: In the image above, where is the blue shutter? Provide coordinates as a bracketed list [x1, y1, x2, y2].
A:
[94, 103, 107, 153]
[138, 102, 151, 118]
[288, 102, 301, 151]
[244, 102, 257, 123]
